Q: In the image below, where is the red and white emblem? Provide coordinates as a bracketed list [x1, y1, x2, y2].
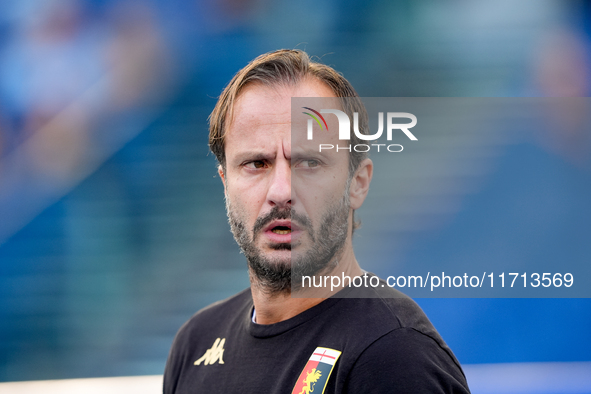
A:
[292, 347, 342, 394]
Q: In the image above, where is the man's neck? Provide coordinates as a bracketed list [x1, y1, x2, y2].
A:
[250, 246, 363, 325]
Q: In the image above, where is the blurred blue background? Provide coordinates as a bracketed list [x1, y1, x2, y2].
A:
[0, 0, 590, 386]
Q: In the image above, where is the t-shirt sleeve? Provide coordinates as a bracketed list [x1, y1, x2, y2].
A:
[163, 338, 180, 394]
[163, 322, 189, 394]
[344, 327, 471, 393]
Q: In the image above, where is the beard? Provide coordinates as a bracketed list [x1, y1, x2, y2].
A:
[226, 187, 351, 295]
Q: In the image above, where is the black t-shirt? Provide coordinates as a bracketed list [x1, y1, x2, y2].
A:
[164, 279, 470, 393]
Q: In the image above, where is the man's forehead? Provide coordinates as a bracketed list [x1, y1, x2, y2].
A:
[232, 85, 289, 125]
[230, 80, 337, 126]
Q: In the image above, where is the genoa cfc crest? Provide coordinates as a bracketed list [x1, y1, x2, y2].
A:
[292, 347, 342, 394]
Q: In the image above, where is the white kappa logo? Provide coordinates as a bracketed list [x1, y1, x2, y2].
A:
[194, 337, 226, 366]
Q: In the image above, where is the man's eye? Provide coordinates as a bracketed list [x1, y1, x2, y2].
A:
[245, 161, 266, 169]
[301, 160, 319, 168]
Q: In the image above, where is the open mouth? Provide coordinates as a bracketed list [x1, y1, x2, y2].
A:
[271, 226, 291, 235]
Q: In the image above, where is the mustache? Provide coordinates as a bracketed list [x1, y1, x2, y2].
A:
[252, 206, 313, 238]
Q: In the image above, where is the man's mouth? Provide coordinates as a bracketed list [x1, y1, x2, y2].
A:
[262, 220, 295, 239]
[271, 226, 291, 235]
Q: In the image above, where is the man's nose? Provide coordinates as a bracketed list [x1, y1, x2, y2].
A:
[267, 159, 291, 208]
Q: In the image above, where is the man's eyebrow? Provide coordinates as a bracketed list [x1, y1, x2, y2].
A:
[291, 148, 330, 161]
[230, 151, 276, 164]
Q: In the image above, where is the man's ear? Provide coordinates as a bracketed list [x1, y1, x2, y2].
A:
[349, 158, 373, 210]
[218, 165, 227, 197]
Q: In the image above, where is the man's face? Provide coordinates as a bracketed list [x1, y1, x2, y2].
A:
[220, 79, 353, 293]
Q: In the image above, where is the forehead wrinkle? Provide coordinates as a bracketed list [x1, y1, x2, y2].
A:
[282, 138, 291, 160]
[232, 119, 291, 130]
[228, 109, 291, 141]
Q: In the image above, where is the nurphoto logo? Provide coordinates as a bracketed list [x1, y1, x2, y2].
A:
[302, 107, 418, 153]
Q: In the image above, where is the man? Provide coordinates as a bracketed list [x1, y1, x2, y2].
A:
[164, 49, 470, 393]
